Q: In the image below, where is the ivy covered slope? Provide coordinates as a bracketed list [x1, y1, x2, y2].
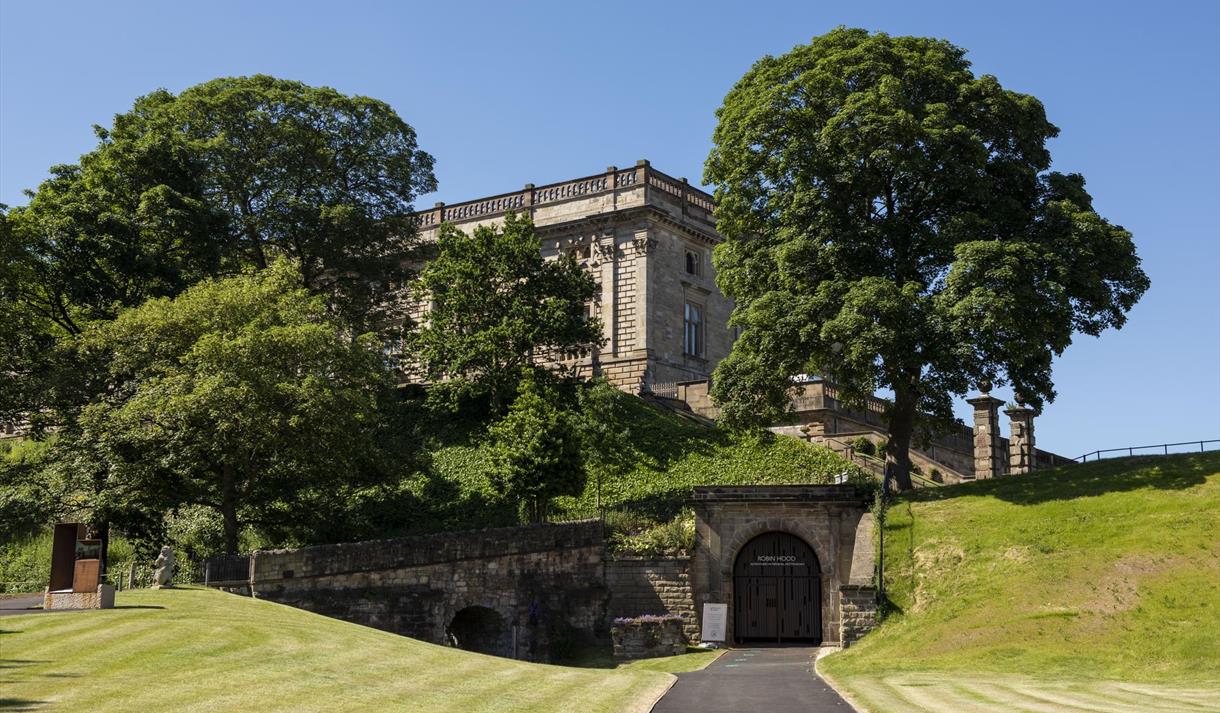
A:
[426, 391, 861, 525]
[821, 452, 1220, 696]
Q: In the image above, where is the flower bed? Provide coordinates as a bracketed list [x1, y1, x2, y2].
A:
[611, 614, 686, 660]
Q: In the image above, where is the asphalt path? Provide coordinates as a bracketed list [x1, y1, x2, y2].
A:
[0, 594, 43, 616]
[651, 646, 855, 713]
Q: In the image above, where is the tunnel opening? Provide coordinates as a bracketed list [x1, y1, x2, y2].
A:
[447, 606, 508, 656]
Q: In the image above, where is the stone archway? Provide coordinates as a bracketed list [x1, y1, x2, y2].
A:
[732, 531, 822, 643]
[446, 606, 509, 656]
[691, 485, 876, 646]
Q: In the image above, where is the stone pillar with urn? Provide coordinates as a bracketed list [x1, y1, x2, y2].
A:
[967, 387, 1005, 480]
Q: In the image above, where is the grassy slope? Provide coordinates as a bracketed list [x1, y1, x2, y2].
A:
[430, 393, 858, 523]
[0, 587, 701, 713]
[821, 452, 1220, 710]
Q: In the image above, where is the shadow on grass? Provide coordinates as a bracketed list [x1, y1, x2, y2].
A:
[904, 452, 1217, 506]
[0, 699, 48, 711]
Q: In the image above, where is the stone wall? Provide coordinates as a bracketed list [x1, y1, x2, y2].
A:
[605, 557, 697, 641]
[248, 521, 606, 662]
[611, 616, 686, 660]
[690, 485, 876, 646]
[411, 161, 731, 391]
[839, 586, 878, 647]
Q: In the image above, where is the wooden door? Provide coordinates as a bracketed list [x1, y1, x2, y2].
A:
[732, 531, 821, 643]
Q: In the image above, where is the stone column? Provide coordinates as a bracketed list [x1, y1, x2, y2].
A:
[1005, 405, 1036, 475]
[966, 395, 1005, 479]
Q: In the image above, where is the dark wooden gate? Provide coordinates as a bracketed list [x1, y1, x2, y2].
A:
[733, 531, 821, 643]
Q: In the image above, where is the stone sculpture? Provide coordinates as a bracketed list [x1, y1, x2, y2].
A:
[153, 545, 176, 588]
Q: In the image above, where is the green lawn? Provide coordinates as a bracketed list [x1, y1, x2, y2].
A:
[820, 452, 1220, 712]
[0, 587, 707, 713]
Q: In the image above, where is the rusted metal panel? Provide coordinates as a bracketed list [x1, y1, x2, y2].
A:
[48, 523, 81, 591]
[73, 558, 100, 593]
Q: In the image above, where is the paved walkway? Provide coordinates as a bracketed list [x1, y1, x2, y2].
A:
[0, 594, 43, 616]
[652, 646, 855, 713]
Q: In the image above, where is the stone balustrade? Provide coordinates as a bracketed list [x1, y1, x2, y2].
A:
[413, 160, 717, 229]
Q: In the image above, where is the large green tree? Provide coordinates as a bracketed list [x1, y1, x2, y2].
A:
[61, 260, 395, 554]
[488, 371, 585, 523]
[407, 212, 602, 411]
[2, 75, 435, 430]
[705, 28, 1149, 490]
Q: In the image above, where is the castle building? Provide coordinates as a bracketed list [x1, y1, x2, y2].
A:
[413, 160, 733, 390]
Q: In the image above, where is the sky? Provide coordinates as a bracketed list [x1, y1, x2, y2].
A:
[2, 0, 1218, 457]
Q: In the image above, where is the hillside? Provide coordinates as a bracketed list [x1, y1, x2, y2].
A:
[0, 587, 713, 713]
[820, 452, 1220, 711]
[412, 392, 861, 534]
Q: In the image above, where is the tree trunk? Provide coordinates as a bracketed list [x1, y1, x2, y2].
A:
[220, 465, 240, 555]
[885, 384, 917, 492]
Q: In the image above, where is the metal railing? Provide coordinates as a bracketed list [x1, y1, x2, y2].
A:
[200, 554, 252, 585]
[1074, 439, 1219, 463]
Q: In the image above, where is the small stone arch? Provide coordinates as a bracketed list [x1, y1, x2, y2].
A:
[446, 605, 510, 656]
[717, 514, 835, 644]
[721, 516, 830, 578]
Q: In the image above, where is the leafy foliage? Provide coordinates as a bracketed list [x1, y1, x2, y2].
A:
[0, 75, 435, 435]
[56, 259, 396, 553]
[705, 28, 1149, 489]
[408, 212, 601, 411]
[488, 372, 586, 522]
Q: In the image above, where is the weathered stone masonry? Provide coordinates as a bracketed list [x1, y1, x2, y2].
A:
[691, 485, 878, 647]
[605, 556, 697, 641]
[249, 521, 606, 662]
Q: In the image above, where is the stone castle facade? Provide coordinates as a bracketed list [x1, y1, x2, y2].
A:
[416, 161, 1067, 479]
[413, 160, 733, 389]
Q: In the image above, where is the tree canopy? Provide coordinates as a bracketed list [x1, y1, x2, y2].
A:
[488, 372, 585, 523]
[407, 212, 602, 411]
[2, 74, 435, 431]
[58, 260, 395, 554]
[705, 28, 1149, 490]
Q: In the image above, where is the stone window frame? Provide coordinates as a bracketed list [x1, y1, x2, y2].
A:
[684, 247, 703, 277]
[683, 300, 705, 358]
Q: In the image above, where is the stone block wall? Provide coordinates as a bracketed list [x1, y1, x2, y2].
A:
[839, 586, 878, 647]
[691, 485, 876, 646]
[605, 557, 697, 641]
[248, 521, 606, 662]
[611, 617, 686, 660]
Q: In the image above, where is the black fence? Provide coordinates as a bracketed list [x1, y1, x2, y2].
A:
[1074, 439, 1219, 463]
[200, 554, 252, 585]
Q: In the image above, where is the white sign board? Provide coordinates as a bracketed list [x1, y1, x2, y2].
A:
[701, 603, 728, 642]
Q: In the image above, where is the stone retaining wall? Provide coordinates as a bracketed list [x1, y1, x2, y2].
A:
[605, 556, 697, 641]
[248, 521, 606, 662]
[839, 585, 878, 647]
[611, 616, 686, 660]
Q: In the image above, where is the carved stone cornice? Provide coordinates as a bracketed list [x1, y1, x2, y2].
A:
[631, 237, 658, 256]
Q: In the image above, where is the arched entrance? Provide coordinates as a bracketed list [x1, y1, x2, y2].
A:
[733, 531, 821, 643]
[446, 606, 507, 655]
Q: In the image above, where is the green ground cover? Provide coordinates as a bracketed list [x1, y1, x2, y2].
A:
[0, 586, 713, 713]
[820, 452, 1220, 712]
[425, 393, 861, 542]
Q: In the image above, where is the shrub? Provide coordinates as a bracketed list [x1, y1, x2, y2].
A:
[610, 510, 695, 556]
[850, 437, 876, 457]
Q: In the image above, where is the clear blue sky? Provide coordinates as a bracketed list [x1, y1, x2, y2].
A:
[2, 1, 1217, 457]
